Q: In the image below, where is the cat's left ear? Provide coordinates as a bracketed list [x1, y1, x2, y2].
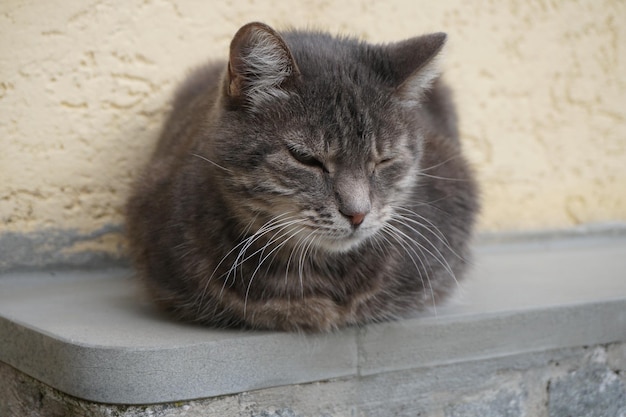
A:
[226, 22, 300, 108]
[387, 33, 447, 105]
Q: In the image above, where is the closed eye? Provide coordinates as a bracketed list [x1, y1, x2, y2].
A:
[369, 157, 396, 175]
[376, 157, 395, 167]
[288, 146, 328, 172]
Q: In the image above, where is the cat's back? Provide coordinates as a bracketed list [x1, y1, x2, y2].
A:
[152, 62, 224, 159]
[420, 78, 459, 145]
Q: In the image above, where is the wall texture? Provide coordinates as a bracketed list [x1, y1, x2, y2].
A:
[1, 0, 625, 267]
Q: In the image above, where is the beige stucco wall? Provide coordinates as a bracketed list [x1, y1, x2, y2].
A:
[1, 1, 625, 263]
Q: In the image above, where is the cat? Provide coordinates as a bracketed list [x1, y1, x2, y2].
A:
[125, 22, 479, 332]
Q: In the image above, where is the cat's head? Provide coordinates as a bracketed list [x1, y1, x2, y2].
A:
[208, 22, 446, 253]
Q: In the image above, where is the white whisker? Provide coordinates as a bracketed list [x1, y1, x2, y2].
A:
[417, 171, 468, 182]
[381, 224, 436, 313]
[196, 213, 298, 313]
[391, 206, 464, 262]
[243, 223, 306, 317]
[190, 152, 232, 173]
[389, 220, 458, 289]
[419, 153, 462, 172]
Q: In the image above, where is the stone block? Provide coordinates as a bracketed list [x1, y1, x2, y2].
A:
[548, 363, 626, 417]
[445, 389, 527, 417]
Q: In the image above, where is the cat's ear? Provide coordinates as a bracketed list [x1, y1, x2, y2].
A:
[387, 33, 447, 105]
[226, 22, 300, 108]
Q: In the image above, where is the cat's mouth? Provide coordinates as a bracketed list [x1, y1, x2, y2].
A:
[299, 209, 390, 253]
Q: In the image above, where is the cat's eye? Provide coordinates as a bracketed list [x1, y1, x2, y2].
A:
[375, 157, 396, 169]
[288, 147, 327, 172]
[369, 157, 395, 175]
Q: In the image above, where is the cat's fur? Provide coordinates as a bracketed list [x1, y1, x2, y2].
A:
[126, 22, 479, 332]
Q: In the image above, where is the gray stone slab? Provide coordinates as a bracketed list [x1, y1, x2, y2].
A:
[0, 235, 625, 405]
[358, 300, 626, 376]
[0, 270, 357, 404]
[359, 236, 626, 375]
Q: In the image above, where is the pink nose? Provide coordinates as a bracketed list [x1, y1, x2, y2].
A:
[348, 212, 366, 227]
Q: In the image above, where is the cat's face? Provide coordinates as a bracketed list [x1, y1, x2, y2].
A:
[208, 23, 444, 253]
[216, 97, 421, 253]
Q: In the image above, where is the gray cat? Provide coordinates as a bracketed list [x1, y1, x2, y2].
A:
[125, 22, 479, 332]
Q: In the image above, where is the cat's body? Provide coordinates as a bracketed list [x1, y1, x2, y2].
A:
[126, 23, 478, 332]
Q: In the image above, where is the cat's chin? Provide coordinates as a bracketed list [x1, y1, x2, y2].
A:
[316, 238, 362, 253]
[315, 229, 377, 253]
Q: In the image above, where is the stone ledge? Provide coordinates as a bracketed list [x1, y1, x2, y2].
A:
[0, 234, 625, 405]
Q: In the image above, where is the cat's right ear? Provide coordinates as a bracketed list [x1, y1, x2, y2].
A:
[226, 22, 300, 109]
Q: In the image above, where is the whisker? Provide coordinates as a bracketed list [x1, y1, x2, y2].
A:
[389, 220, 457, 286]
[244, 224, 306, 317]
[419, 153, 462, 172]
[381, 224, 435, 313]
[196, 212, 297, 312]
[222, 216, 293, 287]
[297, 230, 318, 299]
[285, 229, 309, 286]
[417, 171, 469, 182]
[232, 218, 305, 273]
[392, 206, 448, 243]
[190, 152, 232, 173]
[391, 206, 464, 262]
[194, 214, 260, 314]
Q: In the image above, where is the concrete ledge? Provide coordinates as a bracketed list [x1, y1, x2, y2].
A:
[1, 234, 625, 405]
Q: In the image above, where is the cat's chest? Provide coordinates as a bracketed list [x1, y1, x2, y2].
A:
[213, 256, 391, 331]
[212, 250, 386, 301]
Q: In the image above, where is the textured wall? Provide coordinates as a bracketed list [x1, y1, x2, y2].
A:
[1, 0, 625, 265]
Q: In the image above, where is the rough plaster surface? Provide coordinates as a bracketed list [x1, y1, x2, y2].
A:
[1, 1, 626, 259]
[1, 344, 624, 417]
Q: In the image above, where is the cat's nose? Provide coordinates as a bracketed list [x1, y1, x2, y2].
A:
[350, 212, 366, 226]
[345, 212, 367, 227]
